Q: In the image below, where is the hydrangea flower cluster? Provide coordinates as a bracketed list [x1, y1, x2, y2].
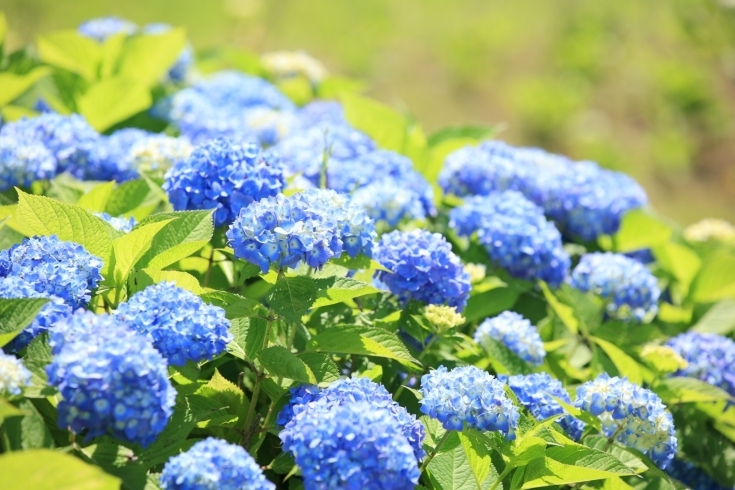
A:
[78, 16, 137, 41]
[0, 114, 99, 177]
[474, 311, 546, 366]
[164, 138, 285, 227]
[262, 50, 328, 84]
[243, 107, 300, 147]
[0, 235, 103, 308]
[227, 189, 375, 272]
[574, 373, 677, 469]
[665, 459, 730, 490]
[684, 218, 735, 243]
[47, 311, 175, 447]
[450, 191, 570, 286]
[373, 229, 471, 310]
[94, 212, 137, 233]
[420, 365, 519, 438]
[114, 282, 232, 366]
[280, 402, 420, 490]
[439, 141, 648, 240]
[0, 276, 72, 352]
[464, 263, 487, 283]
[270, 123, 375, 185]
[0, 351, 32, 396]
[502, 373, 584, 440]
[424, 304, 466, 332]
[159, 438, 274, 490]
[87, 128, 152, 181]
[297, 101, 348, 128]
[351, 180, 428, 227]
[128, 134, 194, 177]
[0, 136, 57, 191]
[571, 252, 660, 323]
[278, 377, 425, 460]
[665, 332, 735, 397]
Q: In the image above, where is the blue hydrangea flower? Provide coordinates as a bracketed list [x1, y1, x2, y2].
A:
[269, 123, 375, 185]
[575, 373, 677, 469]
[78, 16, 137, 42]
[278, 377, 425, 460]
[242, 107, 300, 147]
[94, 212, 136, 233]
[141, 23, 194, 83]
[0, 351, 32, 395]
[474, 311, 546, 366]
[0, 276, 73, 352]
[665, 332, 735, 398]
[665, 459, 730, 490]
[571, 252, 660, 323]
[280, 401, 420, 490]
[298, 101, 348, 128]
[114, 282, 232, 366]
[47, 311, 175, 447]
[164, 138, 285, 227]
[227, 189, 375, 272]
[373, 229, 471, 310]
[0, 136, 57, 191]
[502, 373, 584, 440]
[450, 191, 570, 287]
[0, 235, 103, 308]
[420, 365, 519, 438]
[351, 180, 427, 227]
[0, 114, 99, 177]
[160, 437, 274, 490]
[87, 128, 152, 182]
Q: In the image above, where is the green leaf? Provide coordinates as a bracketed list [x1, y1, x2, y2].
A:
[540, 281, 578, 334]
[16, 190, 120, 266]
[297, 352, 340, 384]
[341, 93, 409, 153]
[139, 396, 201, 469]
[116, 29, 187, 87]
[653, 242, 701, 293]
[691, 250, 735, 303]
[200, 291, 260, 319]
[105, 179, 161, 217]
[137, 211, 214, 270]
[312, 277, 380, 308]
[0, 67, 51, 107]
[422, 137, 477, 197]
[131, 268, 204, 295]
[37, 30, 101, 81]
[98, 33, 127, 78]
[3, 399, 54, 450]
[259, 346, 316, 383]
[77, 77, 152, 131]
[225, 316, 270, 362]
[0, 298, 49, 347]
[464, 284, 525, 322]
[478, 335, 534, 375]
[691, 299, 735, 335]
[428, 124, 499, 147]
[82, 442, 148, 490]
[551, 397, 603, 433]
[509, 436, 547, 467]
[109, 219, 172, 285]
[609, 209, 672, 253]
[591, 337, 643, 384]
[655, 377, 735, 404]
[0, 449, 120, 490]
[330, 254, 389, 271]
[307, 325, 421, 371]
[267, 276, 321, 323]
[0, 399, 23, 425]
[0, 12, 6, 50]
[427, 430, 500, 490]
[195, 369, 248, 428]
[75, 181, 116, 213]
[521, 445, 636, 488]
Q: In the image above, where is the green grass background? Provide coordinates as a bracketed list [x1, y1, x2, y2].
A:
[2, 0, 735, 224]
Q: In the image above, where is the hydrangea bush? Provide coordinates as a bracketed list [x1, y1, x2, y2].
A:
[0, 16, 733, 490]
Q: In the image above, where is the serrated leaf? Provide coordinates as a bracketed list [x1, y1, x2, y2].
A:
[16, 190, 120, 265]
[0, 449, 120, 490]
[655, 377, 735, 404]
[109, 219, 172, 285]
[540, 281, 578, 335]
[267, 276, 321, 323]
[591, 337, 643, 384]
[116, 29, 187, 87]
[259, 346, 316, 383]
[195, 369, 248, 428]
[427, 430, 500, 490]
[131, 268, 204, 295]
[137, 211, 214, 270]
[312, 277, 380, 308]
[0, 67, 51, 107]
[75, 181, 116, 213]
[77, 77, 152, 132]
[37, 30, 101, 81]
[691, 299, 735, 335]
[0, 298, 49, 347]
[509, 436, 547, 467]
[105, 179, 161, 217]
[297, 352, 340, 384]
[479, 335, 535, 376]
[200, 291, 260, 319]
[307, 325, 421, 371]
[521, 445, 636, 488]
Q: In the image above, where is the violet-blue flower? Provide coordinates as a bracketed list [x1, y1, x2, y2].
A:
[665, 332, 735, 398]
[474, 311, 546, 366]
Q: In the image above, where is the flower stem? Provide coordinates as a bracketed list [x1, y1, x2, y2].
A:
[203, 247, 215, 288]
[419, 430, 452, 474]
[490, 466, 512, 490]
[241, 308, 275, 446]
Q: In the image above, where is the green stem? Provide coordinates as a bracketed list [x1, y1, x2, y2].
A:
[241, 309, 275, 444]
[203, 248, 215, 288]
[419, 430, 452, 474]
[490, 466, 512, 490]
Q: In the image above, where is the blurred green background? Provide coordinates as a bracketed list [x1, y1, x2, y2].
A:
[2, 0, 734, 224]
